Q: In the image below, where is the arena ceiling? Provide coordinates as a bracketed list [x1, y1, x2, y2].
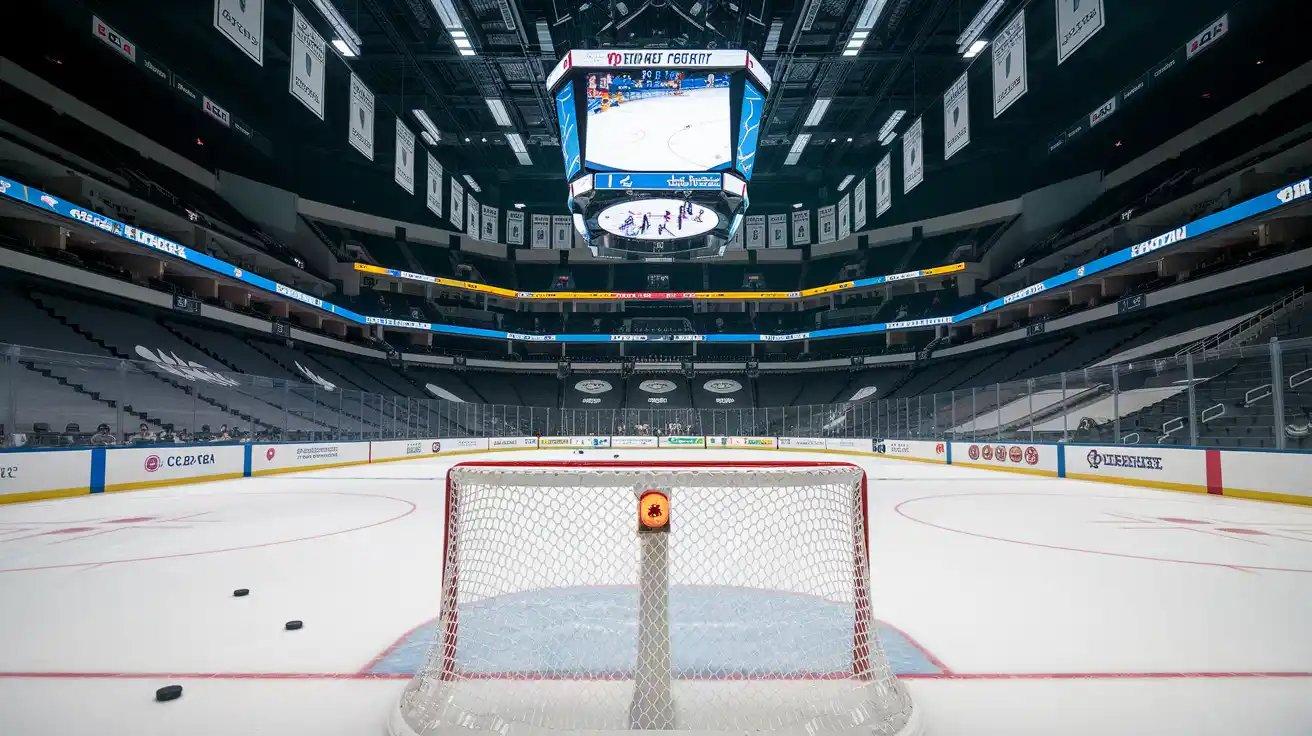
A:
[12, 0, 1304, 226]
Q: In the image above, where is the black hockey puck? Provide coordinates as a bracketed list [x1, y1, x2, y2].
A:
[613, 454, 620, 459]
[285, 620, 303, 631]
[233, 589, 249, 597]
[155, 685, 183, 702]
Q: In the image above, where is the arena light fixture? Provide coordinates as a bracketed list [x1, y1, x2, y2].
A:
[955, 0, 1005, 54]
[535, 19, 554, 57]
[879, 130, 896, 146]
[789, 133, 811, 154]
[838, 174, 855, 191]
[412, 109, 441, 140]
[792, 202, 803, 208]
[803, 98, 831, 127]
[311, 0, 362, 55]
[962, 39, 988, 58]
[463, 174, 482, 193]
[486, 99, 513, 126]
[505, 132, 527, 153]
[877, 109, 905, 140]
[420, 130, 438, 146]
[514, 203, 526, 209]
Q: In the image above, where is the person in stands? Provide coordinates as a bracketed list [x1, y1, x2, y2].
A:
[90, 423, 118, 446]
[132, 423, 156, 443]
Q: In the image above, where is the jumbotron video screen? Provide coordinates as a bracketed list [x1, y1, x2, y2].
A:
[585, 71, 732, 172]
[547, 49, 771, 251]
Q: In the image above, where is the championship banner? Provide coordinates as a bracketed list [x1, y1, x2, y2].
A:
[726, 218, 744, 249]
[481, 204, 498, 243]
[348, 73, 375, 161]
[214, 0, 264, 66]
[552, 215, 572, 249]
[506, 210, 525, 245]
[1055, 0, 1105, 65]
[426, 153, 442, 217]
[467, 194, 481, 237]
[767, 214, 787, 248]
[837, 193, 851, 241]
[902, 116, 923, 194]
[992, 11, 1028, 118]
[449, 178, 464, 228]
[876, 153, 892, 217]
[792, 209, 812, 245]
[288, 7, 325, 119]
[745, 215, 766, 249]
[943, 72, 970, 160]
[853, 178, 868, 231]
[531, 214, 551, 248]
[394, 120, 415, 195]
[817, 205, 836, 244]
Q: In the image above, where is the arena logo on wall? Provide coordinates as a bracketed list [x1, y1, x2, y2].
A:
[575, 379, 613, 404]
[641, 379, 677, 404]
[703, 378, 742, 404]
[1086, 449, 1163, 470]
[144, 452, 218, 472]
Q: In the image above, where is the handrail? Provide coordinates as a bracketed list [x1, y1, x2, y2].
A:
[1200, 403, 1226, 423]
[1120, 432, 1140, 445]
[1244, 384, 1272, 406]
[1176, 286, 1306, 358]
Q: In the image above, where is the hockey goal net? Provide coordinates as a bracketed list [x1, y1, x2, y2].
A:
[389, 460, 922, 736]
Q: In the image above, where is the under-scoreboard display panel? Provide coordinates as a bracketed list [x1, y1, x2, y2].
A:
[548, 50, 771, 251]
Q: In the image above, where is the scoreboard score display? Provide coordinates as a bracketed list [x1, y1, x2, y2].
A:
[548, 50, 770, 254]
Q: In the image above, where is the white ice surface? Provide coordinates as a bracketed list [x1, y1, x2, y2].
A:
[586, 88, 731, 171]
[0, 449, 1309, 735]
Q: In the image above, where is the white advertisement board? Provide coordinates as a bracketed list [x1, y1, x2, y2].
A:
[540, 436, 612, 449]
[104, 444, 246, 491]
[826, 438, 873, 453]
[704, 436, 777, 449]
[1064, 444, 1204, 490]
[490, 437, 539, 450]
[659, 436, 706, 448]
[777, 437, 826, 449]
[370, 439, 441, 463]
[0, 449, 93, 500]
[877, 439, 947, 464]
[1218, 449, 1312, 501]
[612, 436, 659, 448]
[952, 441, 1058, 477]
[251, 442, 371, 476]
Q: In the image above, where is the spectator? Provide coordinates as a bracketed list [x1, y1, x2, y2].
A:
[91, 423, 118, 446]
[132, 423, 156, 444]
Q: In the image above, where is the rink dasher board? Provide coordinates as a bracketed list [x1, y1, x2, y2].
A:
[2, 438, 1311, 507]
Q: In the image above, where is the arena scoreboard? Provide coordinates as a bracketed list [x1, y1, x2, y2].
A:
[547, 49, 771, 251]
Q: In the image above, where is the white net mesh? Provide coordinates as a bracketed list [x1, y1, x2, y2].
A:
[392, 462, 918, 735]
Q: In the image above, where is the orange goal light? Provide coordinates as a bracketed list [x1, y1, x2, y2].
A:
[638, 490, 670, 533]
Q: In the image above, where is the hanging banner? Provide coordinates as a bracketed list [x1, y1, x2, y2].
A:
[394, 120, 415, 195]
[902, 116, 923, 194]
[943, 72, 970, 160]
[838, 193, 851, 240]
[1055, 0, 1105, 65]
[745, 215, 766, 249]
[876, 153, 892, 217]
[853, 178, 868, 231]
[467, 194, 481, 237]
[288, 7, 325, 120]
[481, 205, 498, 243]
[449, 178, 464, 228]
[214, 0, 264, 66]
[531, 214, 551, 248]
[425, 153, 442, 217]
[726, 219, 744, 249]
[992, 11, 1028, 118]
[552, 215, 572, 249]
[767, 214, 788, 247]
[792, 209, 812, 245]
[348, 73, 374, 161]
[505, 210, 525, 245]
[818, 205, 836, 244]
